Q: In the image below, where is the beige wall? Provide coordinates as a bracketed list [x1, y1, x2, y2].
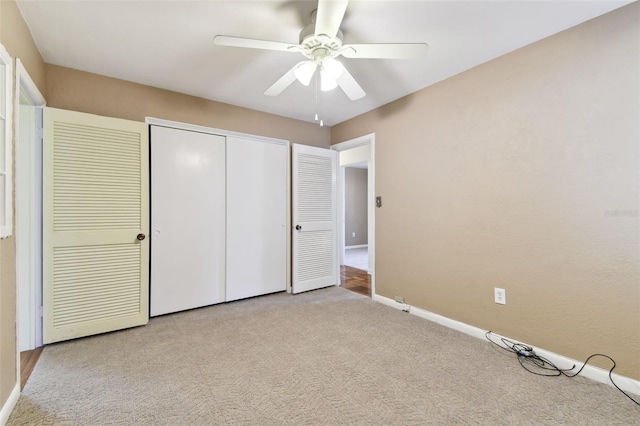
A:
[46, 65, 330, 148]
[0, 0, 45, 92]
[0, 0, 47, 411]
[332, 3, 640, 379]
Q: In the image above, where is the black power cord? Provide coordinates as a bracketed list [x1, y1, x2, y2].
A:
[485, 331, 640, 406]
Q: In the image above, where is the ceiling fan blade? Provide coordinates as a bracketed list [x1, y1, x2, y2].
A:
[214, 35, 298, 53]
[264, 62, 305, 96]
[337, 66, 365, 101]
[341, 43, 428, 59]
[315, 0, 348, 38]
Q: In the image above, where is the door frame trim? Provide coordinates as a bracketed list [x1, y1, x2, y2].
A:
[15, 58, 45, 354]
[331, 133, 376, 296]
[145, 117, 288, 146]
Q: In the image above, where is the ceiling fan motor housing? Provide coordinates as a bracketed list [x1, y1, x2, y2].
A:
[299, 23, 344, 61]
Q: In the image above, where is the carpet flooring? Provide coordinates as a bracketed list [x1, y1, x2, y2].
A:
[8, 287, 639, 425]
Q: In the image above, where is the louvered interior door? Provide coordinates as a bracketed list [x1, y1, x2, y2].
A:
[43, 107, 149, 344]
[292, 144, 338, 294]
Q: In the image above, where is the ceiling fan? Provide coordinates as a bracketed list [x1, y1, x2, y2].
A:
[213, 0, 428, 101]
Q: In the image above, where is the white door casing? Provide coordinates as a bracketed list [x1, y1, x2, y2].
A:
[292, 144, 338, 294]
[16, 100, 37, 351]
[333, 133, 376, 294]
[150, 126, 226, 316]
[15, 58, 46, 352]
[43, 107, 149, 344]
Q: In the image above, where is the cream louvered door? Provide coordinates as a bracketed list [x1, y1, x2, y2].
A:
[292, 144, 338, 294]
[43, 107, 149, 344]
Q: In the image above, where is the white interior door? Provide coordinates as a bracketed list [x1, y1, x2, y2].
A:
[43, 107, 149, 344]
[226, 136, 288, 301]
[292, 144, 338, 294]
[150, 126, 226, 316]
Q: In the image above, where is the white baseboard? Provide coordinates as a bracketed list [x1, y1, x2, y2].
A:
[372, 294, 640, 397]
[0, 382, 19, 426]
[345, 244, 368, 250]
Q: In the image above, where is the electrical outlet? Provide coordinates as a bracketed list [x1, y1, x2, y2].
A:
[494, 288, 506, 305]
[352, 232, 356, 238]
[395, 296, 404, 303]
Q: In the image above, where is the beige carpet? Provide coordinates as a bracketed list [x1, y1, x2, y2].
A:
[8, 287, 638, 425]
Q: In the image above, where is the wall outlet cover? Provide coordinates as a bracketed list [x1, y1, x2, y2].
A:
[494, 288, 506, 305]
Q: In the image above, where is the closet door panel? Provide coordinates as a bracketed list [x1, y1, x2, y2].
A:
[150, 126, 226, 316]
[226, 137, 287, 301]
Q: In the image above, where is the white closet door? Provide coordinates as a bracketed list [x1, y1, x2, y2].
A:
[43, 107, 149, 344]
[150, 126, 226, 316]
[292, 144, 338, 294]
[226, 136, 288, 301]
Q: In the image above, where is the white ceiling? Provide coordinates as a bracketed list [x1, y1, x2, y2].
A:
[17, 0, 632, 126]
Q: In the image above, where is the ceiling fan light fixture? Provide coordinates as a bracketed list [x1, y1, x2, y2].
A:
[322, 57, 344, 80]
[320, 73, 338, 91]
[294, 61, 317, 86]
[320, 57, 343, 91]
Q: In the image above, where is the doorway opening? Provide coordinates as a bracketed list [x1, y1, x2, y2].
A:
[332, 133, 375, 297]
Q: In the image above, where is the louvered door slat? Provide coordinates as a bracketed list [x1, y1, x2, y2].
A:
[292, 144, 338, 294]
[44, 107, 149, 344]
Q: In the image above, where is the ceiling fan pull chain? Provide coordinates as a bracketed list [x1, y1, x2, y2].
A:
[315, 69, 322, 125]
[320, 82, 324, 127]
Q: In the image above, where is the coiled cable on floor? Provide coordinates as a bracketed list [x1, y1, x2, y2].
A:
[485, 331, 639, 406]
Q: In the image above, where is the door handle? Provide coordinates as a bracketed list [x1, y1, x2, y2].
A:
[295, 225, 302, 231]
[136, 233, 146, 241]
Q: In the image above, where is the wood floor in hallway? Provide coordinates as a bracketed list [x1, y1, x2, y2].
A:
[20, 347, 43, 390]
[340, 265, 371, 297]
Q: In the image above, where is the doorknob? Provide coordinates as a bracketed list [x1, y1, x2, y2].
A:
[295, 225, 302, 231]
[136, 233, 146, 241]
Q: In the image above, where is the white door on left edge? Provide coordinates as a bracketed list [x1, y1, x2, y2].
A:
[43, 107, 149, 344]
[150, 126, 226, 316]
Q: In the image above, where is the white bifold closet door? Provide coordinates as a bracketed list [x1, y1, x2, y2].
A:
[226, 136, 288, 301]
[150, 126, 226, 316]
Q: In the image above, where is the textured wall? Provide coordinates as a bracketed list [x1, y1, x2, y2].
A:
[332, 4, 640, 379]
[45, 65, 330, 149]
[345, 168, 368, 246]
[0, 0, 45, 92]
[0, 0, 47, 411]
